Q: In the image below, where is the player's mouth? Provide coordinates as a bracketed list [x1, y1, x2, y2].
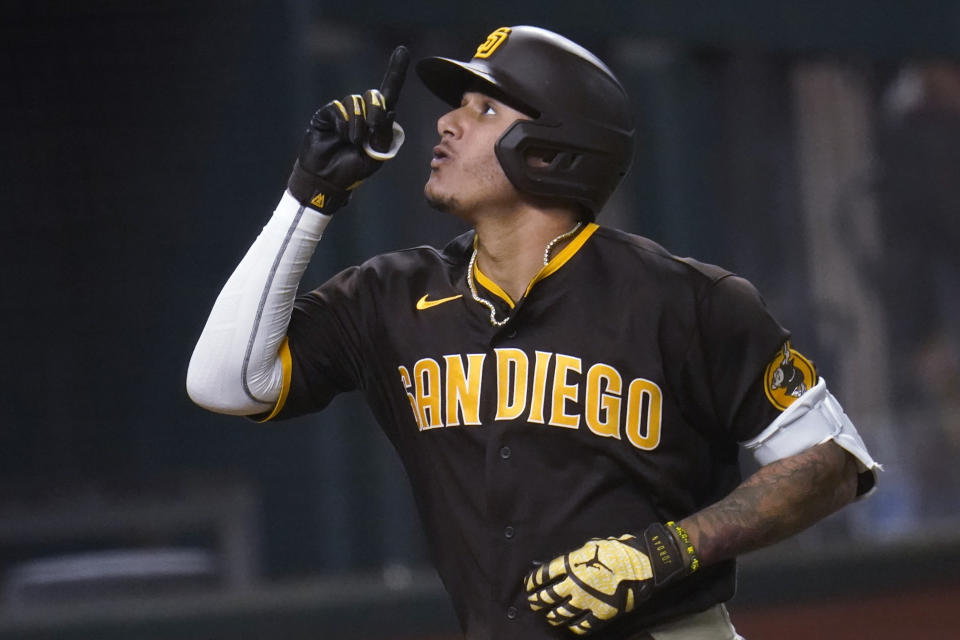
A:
[430, 144, 452, 169]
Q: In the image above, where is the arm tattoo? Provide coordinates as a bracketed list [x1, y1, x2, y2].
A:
[681, 442, 859, 567]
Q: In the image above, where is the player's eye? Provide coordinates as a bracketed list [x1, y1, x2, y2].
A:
[482, 103, 497, 116]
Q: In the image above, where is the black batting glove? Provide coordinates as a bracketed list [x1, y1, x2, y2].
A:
[524, 522, 699, 636]
[287, 45, 410, 214]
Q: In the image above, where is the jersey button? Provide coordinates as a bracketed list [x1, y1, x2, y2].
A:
[506, 606, 519, 620]
[500, 446, 512, 459]
[504, 525, 515, 539]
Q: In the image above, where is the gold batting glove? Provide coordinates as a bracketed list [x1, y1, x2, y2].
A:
[523, 522, 699, 636]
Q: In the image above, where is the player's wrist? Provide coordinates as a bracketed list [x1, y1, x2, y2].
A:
[274, 190, 334, 236]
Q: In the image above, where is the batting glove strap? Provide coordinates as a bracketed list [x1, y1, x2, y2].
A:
[642, 522, 692, 588]
[287, 158, 352, 214]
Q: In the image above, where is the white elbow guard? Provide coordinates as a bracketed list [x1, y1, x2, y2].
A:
[743, 377, 881, 495]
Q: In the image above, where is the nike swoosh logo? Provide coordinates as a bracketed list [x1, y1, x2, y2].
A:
[416, 294, 463, 310]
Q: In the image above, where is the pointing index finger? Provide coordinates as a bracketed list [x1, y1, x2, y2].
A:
[379, 45, 410, 110]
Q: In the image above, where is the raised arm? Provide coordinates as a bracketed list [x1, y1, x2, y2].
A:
[186, 47, 409, 416]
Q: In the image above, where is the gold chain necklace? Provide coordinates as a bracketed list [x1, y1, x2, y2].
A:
[467, 222, 583, 327]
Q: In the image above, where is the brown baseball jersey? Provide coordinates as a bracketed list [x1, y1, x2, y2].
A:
[263, 222, 803, 639]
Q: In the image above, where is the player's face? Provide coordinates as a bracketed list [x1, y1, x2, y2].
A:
[424, 91, 529, 219]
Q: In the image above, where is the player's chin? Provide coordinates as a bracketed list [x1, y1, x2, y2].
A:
[424, 182, 458, 214]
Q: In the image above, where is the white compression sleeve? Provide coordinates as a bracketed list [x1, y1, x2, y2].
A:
[186, 191, 331, 415]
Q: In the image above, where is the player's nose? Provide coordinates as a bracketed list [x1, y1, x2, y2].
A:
[437, 107, 463, 139]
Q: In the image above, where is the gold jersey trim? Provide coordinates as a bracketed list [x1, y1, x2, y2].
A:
[257, 337, 293, 423]
[473, 262, 515, 308]
[472, 223, 598, 308]
[525, 222, 598, 296]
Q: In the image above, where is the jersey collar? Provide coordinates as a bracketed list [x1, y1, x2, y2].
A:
[472, 222, 599, 308]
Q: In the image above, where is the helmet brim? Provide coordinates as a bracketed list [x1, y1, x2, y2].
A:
[416, 56, 539, 117]
[416, 57, 496, 108]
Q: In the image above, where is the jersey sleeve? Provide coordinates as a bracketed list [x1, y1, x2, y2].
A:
[689, 274, 791, 442]
[264, 264, 375, 420]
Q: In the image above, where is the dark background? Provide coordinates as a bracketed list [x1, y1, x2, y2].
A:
[2, 1, 960, 637]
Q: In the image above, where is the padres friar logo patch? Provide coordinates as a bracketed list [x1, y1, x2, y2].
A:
[763, 342, 817, 411]
[475, 27, 511, 59]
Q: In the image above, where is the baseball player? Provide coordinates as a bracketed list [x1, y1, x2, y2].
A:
[187, 26, 880, 640]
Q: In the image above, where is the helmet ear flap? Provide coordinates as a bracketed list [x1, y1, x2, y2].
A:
[495, 118, 632, 216]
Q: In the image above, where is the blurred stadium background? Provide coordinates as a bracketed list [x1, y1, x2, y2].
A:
[2, 1, 959, 638]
